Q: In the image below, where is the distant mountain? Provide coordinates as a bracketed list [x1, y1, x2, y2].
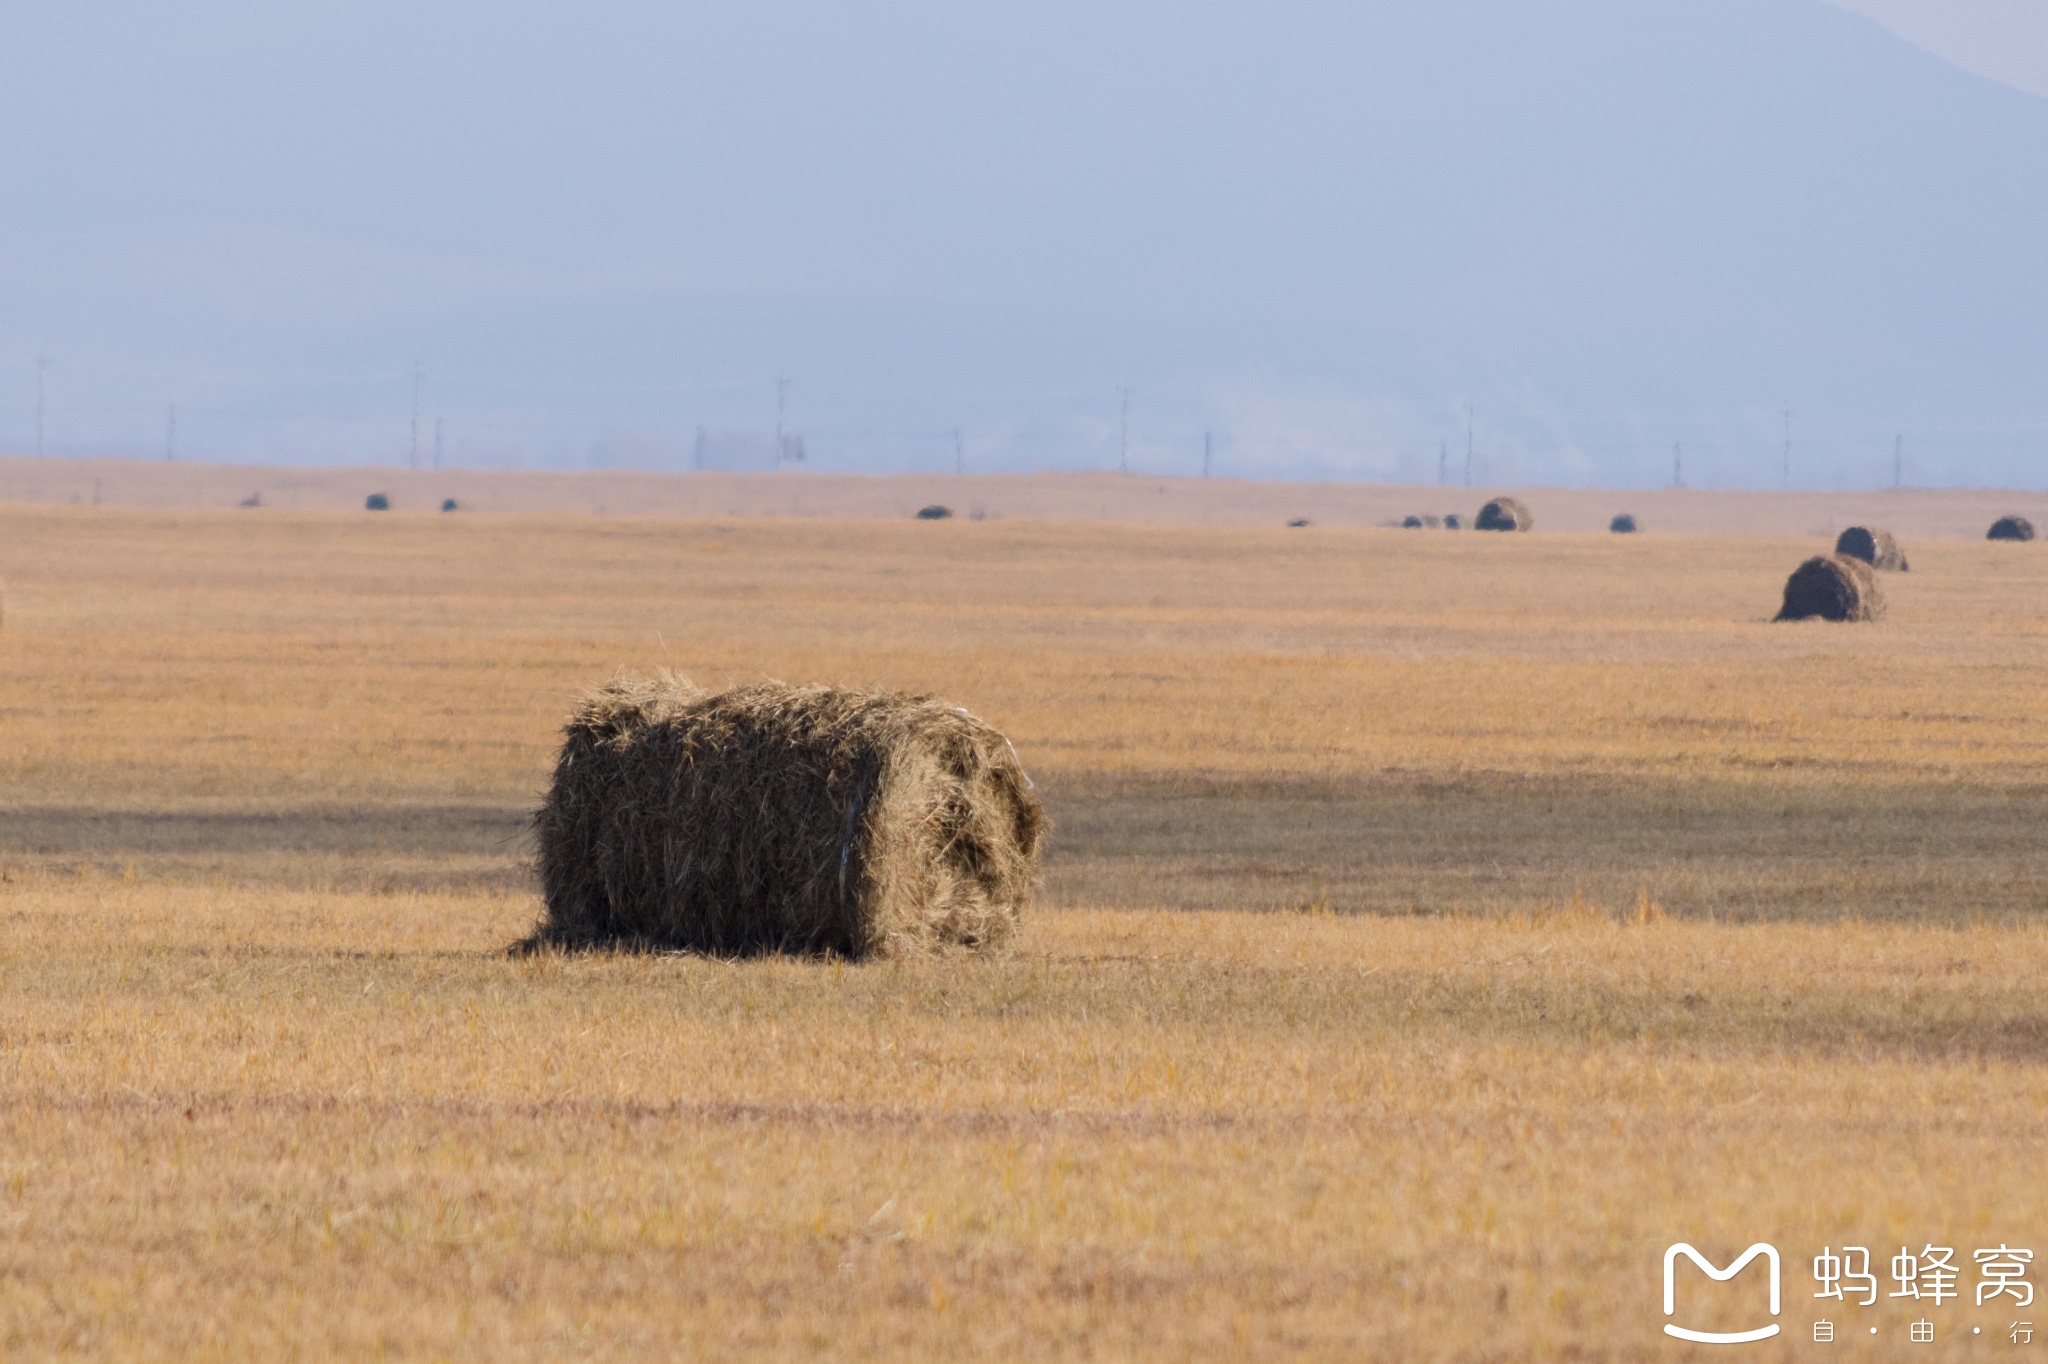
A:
[1, 0, 2043, 486]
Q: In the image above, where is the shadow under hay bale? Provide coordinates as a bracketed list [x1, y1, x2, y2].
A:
[1988, 515, 2036, 542]
[1609, 513, 1638, 534]
[1834, 525, 1907, 571]
[1775, 554, 1884, 622]
[1475, 497, 1531, 531]
[529, 676, 1043, 959]
[1401, 514, 1442, 529]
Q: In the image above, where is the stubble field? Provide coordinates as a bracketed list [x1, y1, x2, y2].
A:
[2, 497, 2046, 1360]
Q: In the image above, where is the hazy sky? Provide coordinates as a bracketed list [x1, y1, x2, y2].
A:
[3, 1, 2046, 487]
[1830, 0, 2048, 95]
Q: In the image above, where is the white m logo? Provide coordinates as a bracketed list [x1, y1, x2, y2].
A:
[1663, 1242, 1781, 1344]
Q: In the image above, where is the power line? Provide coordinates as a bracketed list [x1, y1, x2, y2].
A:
[775, 375, 790, 468]
[1781, 402, 1792, 489]
[1118, 386, 1130, 474]
[35, 354, 49, 457]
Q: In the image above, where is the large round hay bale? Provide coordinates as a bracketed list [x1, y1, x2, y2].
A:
[1401, 513, 1442, 529]
[530, 676, 1043, 959]
[1988, 515, 2036, 542]
[1609, 513, 1638, 534]
[1833, 526, 1907, 571]
[1475, 496, 1531, 531]
[1442, 512, 1463, 530]
[915, 504, 954, 520]
[1775, 554, 1884, 622]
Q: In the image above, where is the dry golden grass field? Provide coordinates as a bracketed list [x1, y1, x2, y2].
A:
[3, 488, 2048, 1360]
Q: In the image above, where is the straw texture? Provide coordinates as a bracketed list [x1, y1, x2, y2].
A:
[530, 675, 1043, 958]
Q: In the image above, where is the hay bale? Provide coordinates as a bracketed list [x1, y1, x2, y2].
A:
[915, 504, 953, 520]
[1989, 515, 2036, 542]
[1442, 513, 1463, 530]
[441, 498, 459, 513]
[1609, 513, 1638, 534]
[530, 676, 1043, 959]
[365, 493, 390, 511]
[1286, 518, 1312, 528]
[1775, 554, 1885, 622]
[1475, 496, 1531, 531]
[1834, 526, 1907, 571]
[1401, 514, 1442, 529]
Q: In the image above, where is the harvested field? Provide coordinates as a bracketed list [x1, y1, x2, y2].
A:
[3, 491, 2048, 1359]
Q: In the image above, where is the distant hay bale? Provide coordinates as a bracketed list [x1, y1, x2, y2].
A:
[1475, 497, 1531, 532]
[441, 498, 459, 513]
[1402, 514, 1442, 529]
[529, 676, 1044, 959]
[1286, 518, 1312, 528]
[1775, 554, 1884, 623]
[1442, 513, 1463, 530]
[915, 504, 954, 520]
[1833, 525, 1907, 571]
[365, 493, 390, 511]
[1988, 515, 2036, 542]
[1609, 513, 1638, 534]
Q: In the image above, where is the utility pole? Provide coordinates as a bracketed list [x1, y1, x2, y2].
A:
[1893, 432, 1902, 489]
[434, 416, 444, 470]
[1672, 442, 1682, 489]
[1781, 403, 1792, 490]
[166, 405, 176, 462]
[35, 354, 49, 457]
[1438, 440, 1448, 486]
[775, 376, 790, 468]
[1464, 403, 1475, 488]
[1203, 430, 1212, 479]
[1118, 386, 1130, 474]
[410, 363, 423, 469]
[954, 427, 964, 476]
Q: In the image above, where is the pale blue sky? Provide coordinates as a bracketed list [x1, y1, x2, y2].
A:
[1829, 0, 2048, 95]
[4, 0, 2046, 486]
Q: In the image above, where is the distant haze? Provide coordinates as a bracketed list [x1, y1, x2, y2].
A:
[1828, 0, 2048, 97]
[3, 0, 2045, 487]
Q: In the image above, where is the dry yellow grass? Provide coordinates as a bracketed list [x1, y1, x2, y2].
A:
[2, 499, 2047, 1359]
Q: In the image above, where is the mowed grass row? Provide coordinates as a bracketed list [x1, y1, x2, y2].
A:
[4, 505, 2048, 921]
[3, 880, 2046, 1360]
